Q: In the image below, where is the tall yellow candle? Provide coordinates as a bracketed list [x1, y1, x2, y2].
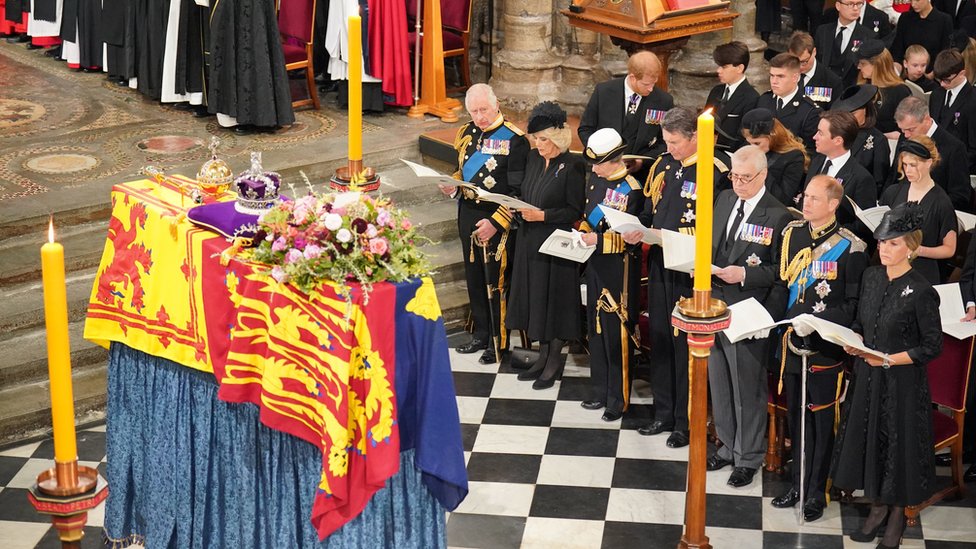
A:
[40, 219, 78, 463]
[693, 109, 715, 293]
[348, 15, 363, 163]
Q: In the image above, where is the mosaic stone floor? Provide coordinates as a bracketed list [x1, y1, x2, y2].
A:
[0, 40, 442, 227]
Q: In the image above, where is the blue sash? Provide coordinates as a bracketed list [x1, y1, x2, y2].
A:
[586, 179, 634, 228]
[787, 238, 850, 308]
[462, 126, 515, 182]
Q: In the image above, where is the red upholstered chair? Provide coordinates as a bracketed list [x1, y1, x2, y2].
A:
[905, 334, 974, 527]
[406, 0, 474, 93]
[765, 373, 789, 473]
[278, 0, 320, 110]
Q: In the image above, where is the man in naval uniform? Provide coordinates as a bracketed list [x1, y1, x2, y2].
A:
[442, 83, 529, 364]
[577, 128, 645, 423]
[770, 174, 867, 521]
[578, 50, 674, 182]
[706, 145, 792, 489]
[756, 53, 822, 151]
[622, 106, 730, 448]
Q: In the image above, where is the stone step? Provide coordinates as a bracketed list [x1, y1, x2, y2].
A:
[423, 239, 465, 285]
[0, 220, 108, 287]
[0, 271, 96, 342]
[0, 320, 107, 387]
[434, 278, 470, 334]
[0, 363, 107, 446]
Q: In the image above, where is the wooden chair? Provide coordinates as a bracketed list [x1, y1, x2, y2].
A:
[278, 0, 320, 110]
[765, 373, 789, 473]
[406, 0, 474, 93]
[905, 334, 974, 527]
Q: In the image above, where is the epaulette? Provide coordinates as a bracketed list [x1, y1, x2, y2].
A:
[624, 174, 641, 191]
[713, 157, 730, 173]
[782, 219, 806, 236]
[837, 227, 867, 253]
[503, 120, 525, 136]
[454, 122, 474, 148]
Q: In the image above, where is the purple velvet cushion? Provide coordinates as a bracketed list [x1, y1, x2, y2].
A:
[187, 201, 263, 241]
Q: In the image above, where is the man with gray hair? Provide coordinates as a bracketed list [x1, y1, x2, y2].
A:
[893, 95, 972, 209]
[706, 145, 792, 488]
[440, 83, 529, 364]
[622, 106, 730, 448]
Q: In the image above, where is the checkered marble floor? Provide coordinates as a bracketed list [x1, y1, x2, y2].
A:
[0, 345, 974, 548]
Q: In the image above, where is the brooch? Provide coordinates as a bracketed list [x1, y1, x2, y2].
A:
[815, 279, 831, 298]
[793, 193, 802, 205]
[792, 101, 800, 107]
[746, 253, 761, 266]
[865, 135, 874, 150]
[812, 301, 826, 313]
[555, 162, 565, 177]
[485, 157, 498, 172]
[901, 285, 913, 297]
[483, 175, 497, 189]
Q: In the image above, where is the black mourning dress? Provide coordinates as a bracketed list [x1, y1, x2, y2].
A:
[879, 183, 957, 284]
[874, 85, 913, 135]
[506, 151, 586, 341]
[766, 149, 807, 208]
[831, 266, 942, 506]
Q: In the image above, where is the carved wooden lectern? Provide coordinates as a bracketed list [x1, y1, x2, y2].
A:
[562, 0, 738, 91]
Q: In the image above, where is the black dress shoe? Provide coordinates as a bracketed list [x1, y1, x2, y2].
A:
[935, 454, 952, 467]
[965, 463, 976, 482]
[192, 105, 212, 118]
[667, 430, 690, 448]
[602, 409, 622, 422]
[706, 454, 733, 471]
[580, 400, 605, 410]
[26, 42, 43, 49]
[455, 338, 488, 354]
[727, 466, 757, 488]
[44, 47, 62, 57]
[637, 419, 673, 436]
[6, 34, 29, 43]
[771, 488, 800, 508]
[478, 347, 497, 364]
[802, 498, 825, 522]
[232, 124, 255, 135]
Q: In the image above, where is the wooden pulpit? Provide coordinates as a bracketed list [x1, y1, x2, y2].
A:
[562, 0, 738, 91]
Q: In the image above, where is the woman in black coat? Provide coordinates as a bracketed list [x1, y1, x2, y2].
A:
[741, 108, 809, 208]
[507, 102, 586, 388]
[832, 84, 892, 194]
[833, 202, 942, 549]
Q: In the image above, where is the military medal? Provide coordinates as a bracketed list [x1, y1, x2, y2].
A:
[746, 253, 761, 266]
[851, 40, 861, 52]
[683, 208, 696, 222]
[872, 21, 879, 33]
[811, 260, 838, 280]
[485, 157, 498, 172]
[815, 279, 831, 298]
[675, 167, 683, 179]
[483, 175, 497, 189]
[646, 109, 666, 124]
[740, 223, 774, 245]
[955, 112, 961, 126]
[813, 301, 826, 313]
[680, 180, 697, 199]
[902, 285, 913, 297]
[604, 189, 628, 210]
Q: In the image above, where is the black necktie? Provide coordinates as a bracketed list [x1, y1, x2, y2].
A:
[821, 159, 833, 175]
[776, 97, 784, 112]
[799, 73, 807, 91]
[721, 85, 730, 104]
[946, 90, 953, 108]
[725, 200, 746, 249]
[834, 26, 846, 54]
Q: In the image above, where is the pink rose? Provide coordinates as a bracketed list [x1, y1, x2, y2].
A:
[303, 244, 323, 259]
[401, 219, 413, 230]
[272, 236, 288, 252]
[368, 238, 388, 256]
[285, 249, 303, 264]
[365, 223, 378, 238]
[376, 209, 392, 227]
[271, 265, 288, 283]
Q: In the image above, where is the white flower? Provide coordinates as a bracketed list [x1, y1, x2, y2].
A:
[324, 213, 343, 231]
[336, 228, 353, 243]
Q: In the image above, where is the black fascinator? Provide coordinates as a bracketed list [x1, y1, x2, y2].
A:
[741, 108, 774, 137]
[873, 202, 924, 241]
[527, 101, 568, 134]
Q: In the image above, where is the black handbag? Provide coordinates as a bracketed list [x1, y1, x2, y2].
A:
[509, 347, 540, 370]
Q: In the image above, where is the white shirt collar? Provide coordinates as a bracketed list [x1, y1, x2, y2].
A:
[726, 76, 747, 98]
[741, 184, 766, 211]
[624, 78, 638, 103]
[926, 120, 939, 137]
[946, 79, 968, 106]
[728, 186, 767, 237]
[776, 87, 799, 105]
[802, 59, 818, 84]
[825, 150, 852, 175]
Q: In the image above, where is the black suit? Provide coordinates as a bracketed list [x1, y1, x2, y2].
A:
[930, 83, 976, 174]
[805, 154, 877, 240]
[888, 127, 972, 209]
[823, 3, 895, 43]
[705, 80, 760, 151]
[800, 62, 844, 110]
[934, 0, 976, 29]
[850, 127, 891, 194]
[579, 78, 674, 181]
[709, 188, 792, 469]
[814, 20, 874, 91]
[767, 149, 808, 207]
[756, 90, 822, 151]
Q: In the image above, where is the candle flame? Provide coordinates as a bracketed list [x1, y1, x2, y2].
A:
[48, 216, 55, 244]
[701, 107, 714, 116]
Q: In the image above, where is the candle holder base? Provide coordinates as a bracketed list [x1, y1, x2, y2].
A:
[36, 462, 98, 496]
[407, 99, 462, 123]
[331, 164, 381, 192]
[29, 468, 108, 548]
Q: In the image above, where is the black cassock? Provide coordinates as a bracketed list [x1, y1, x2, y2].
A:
[61, 0, 103, 69]
[506, 151, 585, 342]
[831, 266, 942, 506]
[102, 0, 134, 81]
[209, 0, 295, 127]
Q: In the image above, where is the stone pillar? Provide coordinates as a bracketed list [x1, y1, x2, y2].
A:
[555, 0, 600, 115]
[668, 29, 734, 109]
[600, 34, 629, 81]
[490, 0, 564, 115]
[731, 0, 770, 94]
